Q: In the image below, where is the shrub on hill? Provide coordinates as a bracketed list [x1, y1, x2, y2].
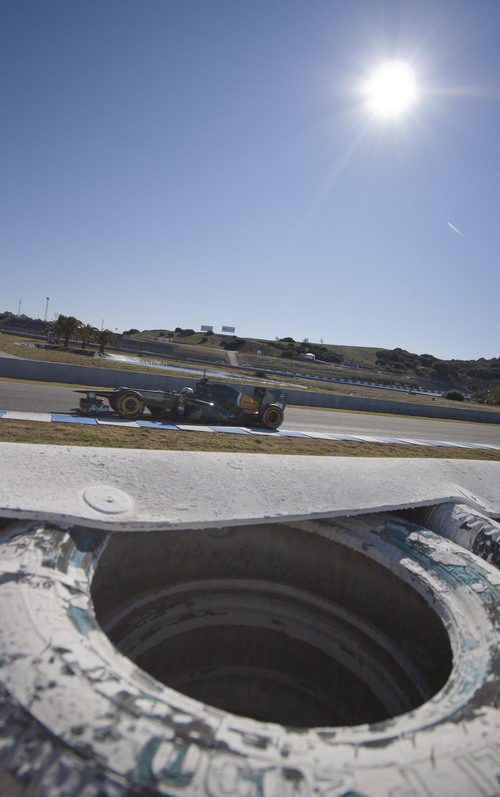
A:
[431, 361, 451, 379]
[467, 365, 500, 381]
[321, 351, 343, 364]
[269, 339, 345, 364]
[419, 353, 437, 367]
[122, 328, 139, 336]
[446, 390, 465, 401]
[175, 328, 196, 337]
[223, 337, 247, 350]
[377, 350, 408, 369]
[473, 386, 500, 406]
[376, 348, 435, 372]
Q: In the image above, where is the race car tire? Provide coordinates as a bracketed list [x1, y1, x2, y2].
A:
[114, 391, 145, 420]
[260, 404, 284, 429]
[0, 514, 498, 796]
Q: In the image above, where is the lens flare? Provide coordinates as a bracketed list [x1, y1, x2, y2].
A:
[364, 63, 418, 119]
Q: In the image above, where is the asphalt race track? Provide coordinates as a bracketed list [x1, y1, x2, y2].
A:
[1, 380, 499, 447]
[283, 406, 500, 446]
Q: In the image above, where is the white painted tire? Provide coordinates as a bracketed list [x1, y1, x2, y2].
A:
[420, 502, 500, 567]
[0, 514, 498, 796]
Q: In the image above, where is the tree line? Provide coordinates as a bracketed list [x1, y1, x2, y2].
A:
[49, 315, 116, 355]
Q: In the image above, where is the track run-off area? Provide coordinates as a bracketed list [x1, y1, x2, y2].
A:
[0, 380, 499, 449]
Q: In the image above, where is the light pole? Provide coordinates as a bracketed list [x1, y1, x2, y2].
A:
[44, 297, 50, 322]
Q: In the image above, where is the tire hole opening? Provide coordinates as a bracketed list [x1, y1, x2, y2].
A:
[91, 522, 452, 728]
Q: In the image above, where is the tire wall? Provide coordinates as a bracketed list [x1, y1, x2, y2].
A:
[0, 514, 498, 796]
[418, 503, 500, 566]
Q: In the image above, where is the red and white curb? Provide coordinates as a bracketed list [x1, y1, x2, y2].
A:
[0, 409, 498, 450]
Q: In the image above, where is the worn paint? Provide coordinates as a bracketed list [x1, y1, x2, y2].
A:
[68, 605, 94, 636]
[0, 449, 498, 797]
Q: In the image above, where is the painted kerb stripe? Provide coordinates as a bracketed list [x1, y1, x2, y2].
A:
[0, 410, 499, 451]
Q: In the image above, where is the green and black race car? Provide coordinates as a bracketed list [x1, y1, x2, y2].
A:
[77, 377, 286, 429]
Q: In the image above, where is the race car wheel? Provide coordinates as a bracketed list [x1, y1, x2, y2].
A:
[0, 514, 497, 796]
[115, 391, 145, 420]
[261, 404, 283, 429]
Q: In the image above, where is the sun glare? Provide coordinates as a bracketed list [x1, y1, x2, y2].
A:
[364, 62, 418, 119]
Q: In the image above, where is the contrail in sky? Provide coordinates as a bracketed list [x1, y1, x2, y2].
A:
[447, 222, 464, 237]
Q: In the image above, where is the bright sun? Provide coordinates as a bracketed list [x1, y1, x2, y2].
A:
[364, 62, 418, 119]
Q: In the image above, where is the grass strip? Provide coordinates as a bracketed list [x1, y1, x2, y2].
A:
[0, 419, 498, 460]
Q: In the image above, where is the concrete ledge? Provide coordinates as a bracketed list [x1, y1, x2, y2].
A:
[0, 443, 498, 530]
[1, 355, 500, 424]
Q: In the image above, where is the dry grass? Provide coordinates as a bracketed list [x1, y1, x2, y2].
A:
[0, 333, 201, 380]
[0, 419, 498, 460]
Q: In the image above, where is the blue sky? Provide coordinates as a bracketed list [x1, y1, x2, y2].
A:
[1, 0, 499, 359]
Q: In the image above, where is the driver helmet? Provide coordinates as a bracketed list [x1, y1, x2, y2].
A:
[180, 387, 194, 395]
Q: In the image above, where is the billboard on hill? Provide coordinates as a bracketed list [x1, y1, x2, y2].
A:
[222, 325, 236, 333]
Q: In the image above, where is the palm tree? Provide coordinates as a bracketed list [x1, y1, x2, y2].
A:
[96, 328, 116, 356]
[79, 324, 97, 350]
[53, 315, 81, 348]
[49, 314, 65, 344]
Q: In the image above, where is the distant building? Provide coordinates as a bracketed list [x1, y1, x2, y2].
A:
[299, 352, 316, 361]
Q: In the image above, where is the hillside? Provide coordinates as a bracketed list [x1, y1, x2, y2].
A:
[123, 326, 499, 399]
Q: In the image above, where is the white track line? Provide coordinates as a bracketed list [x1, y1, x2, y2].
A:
[2, 411, 52, 423]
